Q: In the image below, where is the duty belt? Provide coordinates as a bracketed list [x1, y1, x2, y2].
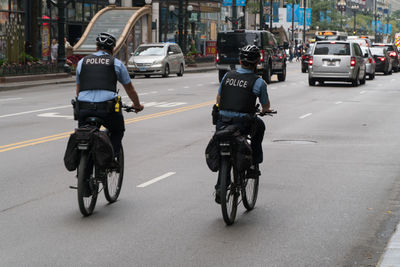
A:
[78, 100, 116, 112]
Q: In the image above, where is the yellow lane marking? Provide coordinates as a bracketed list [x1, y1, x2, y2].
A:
[0, 100, 214, 153]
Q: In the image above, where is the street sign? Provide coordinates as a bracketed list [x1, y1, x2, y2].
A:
[222, 0, 246, 6]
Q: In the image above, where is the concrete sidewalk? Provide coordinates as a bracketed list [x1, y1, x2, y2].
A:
[0, 62, 216, 91]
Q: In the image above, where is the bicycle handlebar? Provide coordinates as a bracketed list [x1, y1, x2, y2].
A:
[121, 103, 141, 113]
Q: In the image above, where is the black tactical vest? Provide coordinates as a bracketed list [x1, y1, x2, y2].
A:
[219, 71, 259, 114]
[79, 54, 118, 92]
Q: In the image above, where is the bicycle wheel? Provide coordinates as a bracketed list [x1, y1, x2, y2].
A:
[241, 167, 259, 211]
[220, 158, 238, 225]
[77, 151, 98, 216]
[104, 146, 124, 203]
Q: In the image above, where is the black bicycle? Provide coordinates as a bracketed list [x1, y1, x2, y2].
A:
[73, 103, 136, 216]
[217, 110, 276, 225]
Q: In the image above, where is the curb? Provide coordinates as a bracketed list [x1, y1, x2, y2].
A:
[0, 67, 217, 91]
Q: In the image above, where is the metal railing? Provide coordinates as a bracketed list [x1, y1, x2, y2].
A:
[0, 63, 63, 77]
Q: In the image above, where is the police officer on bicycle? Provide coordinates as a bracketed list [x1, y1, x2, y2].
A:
[75, 32, 143, 158]
[214, 44, 272, 203]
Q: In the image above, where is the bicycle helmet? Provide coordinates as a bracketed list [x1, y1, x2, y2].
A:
[96, 32, 116, 50]
[239, 45, 261, 64]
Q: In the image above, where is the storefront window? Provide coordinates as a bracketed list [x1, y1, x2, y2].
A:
[76, 2, 83, 21]
[11, 0, 24, 11]
[0, 0, 8, 11]
[84, 3, 91, 22]
[67, 3, 75, 20]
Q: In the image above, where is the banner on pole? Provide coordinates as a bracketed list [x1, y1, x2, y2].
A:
[287, 4, 292, 22]
[306, 8, 311, 26]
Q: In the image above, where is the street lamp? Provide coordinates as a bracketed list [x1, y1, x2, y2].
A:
[337, 0, 346, 29]
[108, 0, 116, 5]
[351, 0, 359, 34]
[145, 0, 152, 5]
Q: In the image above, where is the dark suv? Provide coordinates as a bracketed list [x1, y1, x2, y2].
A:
[216, 29, 288, 83]
[371, 43, 399, 72]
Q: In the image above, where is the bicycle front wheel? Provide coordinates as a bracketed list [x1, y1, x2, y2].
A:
[241, 167, 259, 211]
[77, 151, 98, 216]
[220, 158, 238, 225]
[104, 146, 124, 203]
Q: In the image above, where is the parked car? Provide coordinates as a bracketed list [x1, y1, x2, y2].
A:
[350, 38, 371, 48]
[216, 29, 288, 83]
[369, 47, 393, 75]
[371, 43, 399, 72]
[308, 40, 366, 86]
[301, 43, 314, 73]
[127, 43, 185, 78]
[361, 46, 376, 80]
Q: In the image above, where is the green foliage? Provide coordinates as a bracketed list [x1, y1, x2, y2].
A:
[18, 52, 39, 63]
[0, 59, 8, 65]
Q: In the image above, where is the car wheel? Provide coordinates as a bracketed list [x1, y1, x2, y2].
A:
[162, 65, 170, 78]
[301, 66, 307, 73]
[129, 74, 135, 79]
[278, 66, 286, 82]
[177, 64, 184, 77]
[352, 70, 360, 87]
[360, 71, 366, 85]
[218, 70, 227, 82]
[262, 64, 272, 84]
[368, 72, 375, 80]
[319, 80, 324, 86]
[308, 78, 316, 86]
[145, 75, 151, 78]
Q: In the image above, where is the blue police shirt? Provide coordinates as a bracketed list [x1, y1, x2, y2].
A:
[76, 51, 131, 102]
[218, 67, 269, 118]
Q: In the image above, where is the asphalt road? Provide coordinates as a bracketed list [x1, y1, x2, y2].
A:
[1, 63, 400, 266]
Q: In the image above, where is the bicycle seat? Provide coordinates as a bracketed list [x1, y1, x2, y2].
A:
[85, 117, 105, 126]
[215, 125, 240, 140]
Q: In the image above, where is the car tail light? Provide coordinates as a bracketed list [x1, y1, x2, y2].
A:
[330, 41, 336, 44]
[368, 58, 372, 64]
[350, 57, 356, 67]
[309, 56, 313, 66]
[302, 55, 306, 60]
[216, 49, 219, 63]
[260, 50, 265, 62]
[398, 54, 400, 60]
[378, 57, 386, 61]
[389, 51, 397, 57]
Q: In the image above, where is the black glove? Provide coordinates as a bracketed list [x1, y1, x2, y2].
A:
[212, 104, 219, 125]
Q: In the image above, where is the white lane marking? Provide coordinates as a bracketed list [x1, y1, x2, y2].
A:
[167, 89, 175, 91]
[137, 172, 176, 188]
[270, 86, 277, 90]
[299, 113, 312, 119]
[335, 101, 343, 105]
[360, 91, 366, 94]
[391, 79, 396, 82]
[37, 112, 74, 119]
[138, 91, 158, 96]
[142, 101, 186, 107]
[184, 86, 190, 89]
[0, 105, 70, 119]
[0, 97, 22, 102]
[197, 84, 204, 86]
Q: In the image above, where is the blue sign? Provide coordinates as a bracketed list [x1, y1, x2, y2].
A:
[320, 11, 324, 22]
[389, 24, 392, 34]
[377, 21, 382, 33]
[326, 10, 331, 23]
[287, 4, 292, 22]
[372, 21, 375, 32]
[294, 4, 300, 22]
[298, 8, 304, 26]
[306, 8, 311, 26]
[273, 2, 279, 22]
[222, 0, 246, 6]
[384, 24, 388, 34]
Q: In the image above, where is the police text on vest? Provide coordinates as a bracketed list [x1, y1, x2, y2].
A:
[225, 78, 248, 88]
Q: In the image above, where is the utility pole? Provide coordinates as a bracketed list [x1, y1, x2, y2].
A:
[232, 0, 237, 29]
[260, 0, 263, 29]
[374, 0, 377, 42]
[292, 0, 295, 43]
[57, 0, 66, 70]
[269, 0, 272, 29]
[178, 0, 183, 50]
[303, 0, 306, 44]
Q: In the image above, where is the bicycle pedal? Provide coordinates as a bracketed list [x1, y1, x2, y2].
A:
[69, 186, 78, 190]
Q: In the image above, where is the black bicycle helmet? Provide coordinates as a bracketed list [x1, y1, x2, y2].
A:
[96, 32, 116, 50]
[239, 45, 261, 64]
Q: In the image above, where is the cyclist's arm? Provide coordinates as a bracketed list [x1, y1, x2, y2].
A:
[115, 59, 143, 111]
[75, 59, 83, 97]
[76, 84, 80, 97]
[216, 73, 228, 105]
[254, 78, 271, 113]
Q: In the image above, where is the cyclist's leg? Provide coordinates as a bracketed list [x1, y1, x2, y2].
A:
[251, 117, 265, 164]
[103, 111, 125, 157]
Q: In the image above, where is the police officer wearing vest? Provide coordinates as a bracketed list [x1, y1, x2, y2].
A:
[214, 44, 272, 203]
[75, 32, 144, 158]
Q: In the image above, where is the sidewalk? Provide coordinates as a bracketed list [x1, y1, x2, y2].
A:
[0, 62, 216, 91]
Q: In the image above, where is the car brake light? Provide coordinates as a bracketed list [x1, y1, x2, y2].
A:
[368, 58, 372, 64]
[330, 41, 336, 44]
[389, 51, 397, 57]
[260, 50, 265, 62]
[378, 57, 386, 61]
[302, 55, 306, 60]
[350, 57, 356, 67]
[309, 56, 313, 66]
[216, 49, 219, 63]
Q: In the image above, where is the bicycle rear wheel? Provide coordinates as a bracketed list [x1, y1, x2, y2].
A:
[241, 167, 259, 211]
[104, 146, 124, 203]
[77, 151, 98, 216]
[220, 158, 238, 225]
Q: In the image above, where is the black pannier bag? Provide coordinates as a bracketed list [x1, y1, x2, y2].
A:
[64, 133, 80, 171]
[205, 134, 220, 172]
[233, 135, 253, 172]
[91, 130, 114, 169]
